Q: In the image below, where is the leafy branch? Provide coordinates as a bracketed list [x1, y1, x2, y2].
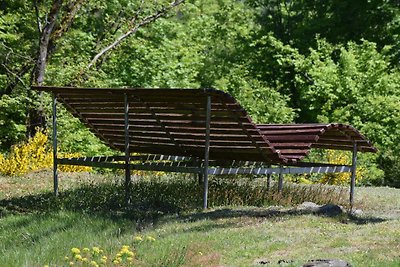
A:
[86, 0, 185, 71]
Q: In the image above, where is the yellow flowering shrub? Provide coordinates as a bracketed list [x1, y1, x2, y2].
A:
[128, 152, 164, 178]
[318, 150, 364, 185]
[58, 153, 92, 173]
[0, 131, 91, 176]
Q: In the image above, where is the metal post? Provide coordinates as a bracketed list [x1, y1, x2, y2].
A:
[124, 93, 131, 205]
[350, 142, 358, 211]
[52, 94, 58, 197]
[266, 173, 271, 192]
[203, 95, 211, 209]
[278, 166, 284, 193]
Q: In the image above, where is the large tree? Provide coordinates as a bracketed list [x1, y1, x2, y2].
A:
[0, 0, 184, 141]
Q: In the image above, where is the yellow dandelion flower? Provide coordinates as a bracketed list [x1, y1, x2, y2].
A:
[133, 236, 143, 242]
[90, 260, 99, 267]
[71, 248, 80, 255]
[83, 247, 90, 253]
[69, 262, 74, 266]
[127, 257, 133, 262]
[92, 246, 101, 254]
[146, 236, 156, 242]
[44, 265, 49, 267]
[74, 254, 82, 261]
[82, 257, 88, 262]
[127, 251, 134, 257]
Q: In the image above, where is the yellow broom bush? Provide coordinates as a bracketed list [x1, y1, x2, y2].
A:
[0, 130, 91, 176]
[318, 149, 364, 185]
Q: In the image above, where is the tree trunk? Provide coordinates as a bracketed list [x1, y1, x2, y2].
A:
[28, 0, 63, 138]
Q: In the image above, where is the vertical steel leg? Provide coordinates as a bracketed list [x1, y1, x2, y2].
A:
[52, 94, 58, 197]
[124, 93, 131, 205]
[278, 166, 284, 193]
[266, 173, 271, 192]
[203, 95, 211, 210]
[350, 142, 358, 211]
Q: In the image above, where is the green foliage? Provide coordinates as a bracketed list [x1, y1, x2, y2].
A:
[294, 39, 400, 184]
[250, 0, 400, 60]
[0, 94, 26, 151]
[214, 65, 295, 123]
[1, 0, 400, 186]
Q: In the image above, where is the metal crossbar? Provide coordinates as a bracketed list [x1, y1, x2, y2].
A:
[56, 156, 351, 175]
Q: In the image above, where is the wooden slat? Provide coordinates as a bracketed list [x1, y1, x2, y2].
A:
[270, 142, 311, 148]
[80, 113, 250, 123]
[258, 124, 330, 129]
[317, 138, 372, 147]
[94, 124, 260, 134]
[108, 137, 256, 147]
[259, 129, 323, 135]
[74, 108, 244, 116]
[88, 120, 253, 129]
[102, 131, 266, 142]
[262, 135, 319, 142]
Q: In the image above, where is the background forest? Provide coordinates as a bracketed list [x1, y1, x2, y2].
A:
[1, 0, 399, 187]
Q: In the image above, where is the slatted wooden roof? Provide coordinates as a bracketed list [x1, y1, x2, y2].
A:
[33, 86, 376, 164]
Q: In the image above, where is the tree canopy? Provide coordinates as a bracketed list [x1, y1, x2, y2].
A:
[1, 0, 399, 186]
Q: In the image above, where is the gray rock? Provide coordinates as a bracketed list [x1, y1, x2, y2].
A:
[349, 209, 363, 216]
[302, 259, 352, 267]
[297, 202, 320, 212]
[296, 202, 344, 217]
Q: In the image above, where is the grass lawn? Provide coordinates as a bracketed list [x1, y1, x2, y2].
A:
[0, 170, 399, 266]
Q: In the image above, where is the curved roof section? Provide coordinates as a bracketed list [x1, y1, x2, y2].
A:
[33, 86, 376, 164]
[258, 123, 377, 162]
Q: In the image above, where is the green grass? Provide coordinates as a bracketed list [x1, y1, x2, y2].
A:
[0, 171, 399, 266]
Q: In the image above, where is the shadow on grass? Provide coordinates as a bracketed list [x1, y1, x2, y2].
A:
[0, 179, 387, 229]
[180, 206, 387, 226]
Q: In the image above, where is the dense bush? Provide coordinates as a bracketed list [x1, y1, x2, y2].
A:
[0, 130, 91, 176]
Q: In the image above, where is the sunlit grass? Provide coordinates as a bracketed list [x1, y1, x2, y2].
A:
[0, 171, 399, 266]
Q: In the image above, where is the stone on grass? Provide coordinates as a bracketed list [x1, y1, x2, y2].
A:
[302, 259, 352, 267]
[296, 202, 344, 217]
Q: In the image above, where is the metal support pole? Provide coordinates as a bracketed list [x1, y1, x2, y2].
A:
[278, 166, 284, 193]
[52, 94, 58, 197]
[124, 94, 131, 205]
[266, 173, 271, 192]
[203, 95, 211, 209]
[350, 142, 358, 211]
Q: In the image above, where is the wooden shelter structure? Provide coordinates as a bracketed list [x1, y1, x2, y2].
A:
[33, 86, 376, 209]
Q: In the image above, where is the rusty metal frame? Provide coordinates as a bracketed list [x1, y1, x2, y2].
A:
[47, 87, 366, 210]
